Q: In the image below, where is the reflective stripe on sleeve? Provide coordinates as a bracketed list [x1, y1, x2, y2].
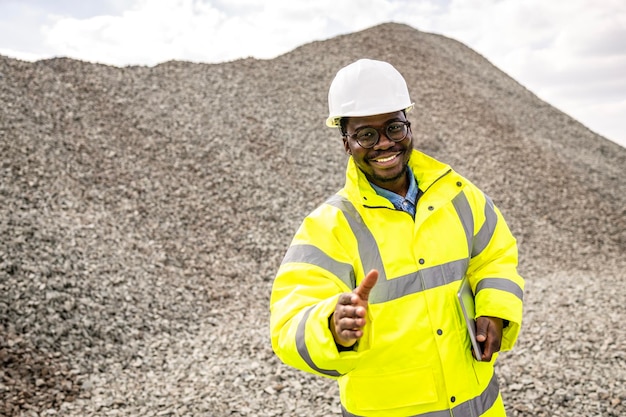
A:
[476, 277, 524, 301]
[281, 244, 356, 290]
[296, 306, 342, 377]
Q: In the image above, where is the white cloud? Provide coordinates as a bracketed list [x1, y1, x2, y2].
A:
[41, 0, 224, 65]
[403, 0, 626, 146]
[39, 0, 395, 66]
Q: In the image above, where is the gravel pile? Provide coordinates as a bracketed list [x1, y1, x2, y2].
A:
[1, 23, 624, 416]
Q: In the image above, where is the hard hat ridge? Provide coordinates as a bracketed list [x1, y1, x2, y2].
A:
[326, 59, 414, 128]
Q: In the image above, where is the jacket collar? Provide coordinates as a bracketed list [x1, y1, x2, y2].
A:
[343, 150, 452, 207]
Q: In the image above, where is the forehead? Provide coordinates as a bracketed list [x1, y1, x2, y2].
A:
[345, 111, 405, 130]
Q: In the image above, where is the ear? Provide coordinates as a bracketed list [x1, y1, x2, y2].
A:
[342, 137, 351, 155]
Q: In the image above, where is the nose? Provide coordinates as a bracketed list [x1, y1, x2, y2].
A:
[373, 130, 395, 149]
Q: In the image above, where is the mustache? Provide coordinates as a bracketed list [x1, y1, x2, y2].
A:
[367, 147, 405, 159]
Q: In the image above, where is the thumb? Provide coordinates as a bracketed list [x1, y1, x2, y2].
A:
[355, 269, 378, 302]
[475, 316, 488, 342]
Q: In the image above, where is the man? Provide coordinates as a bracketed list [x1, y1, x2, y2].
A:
[270, 59, 524, 417]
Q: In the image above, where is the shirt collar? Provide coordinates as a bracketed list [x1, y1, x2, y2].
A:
[370, 166, 418, 212]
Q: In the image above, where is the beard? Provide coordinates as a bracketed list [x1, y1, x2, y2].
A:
[368, 163, 408, 185]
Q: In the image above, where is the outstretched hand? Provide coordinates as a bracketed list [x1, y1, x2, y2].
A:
[331, 269, 378, 348]
[475, 316, 504, 361]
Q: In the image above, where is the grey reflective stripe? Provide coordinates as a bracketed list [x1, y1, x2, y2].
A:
[452, 192, 474, 256]
[472, 195, 497, 258]
[282, 244, 356, 290]
[341, 371, 500, 417]
[296, 306, 342, 377]
[476, 277, 524, 301]
[371, 259, 468, 303]
[452, 192, 498, 258]
[325, 195, 387, 282]
[450, 371, 500, 417]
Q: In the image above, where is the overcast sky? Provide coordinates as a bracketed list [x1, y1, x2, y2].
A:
[1, 0, 624, 148]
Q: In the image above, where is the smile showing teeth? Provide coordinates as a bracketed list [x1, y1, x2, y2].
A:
[375, 154, 397, 163]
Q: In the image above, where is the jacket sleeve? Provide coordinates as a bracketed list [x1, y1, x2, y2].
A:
[463, 186, 525, 352]
[269, 205, 369, 378]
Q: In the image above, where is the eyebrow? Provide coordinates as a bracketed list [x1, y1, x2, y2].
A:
[351, 117, 406, 131]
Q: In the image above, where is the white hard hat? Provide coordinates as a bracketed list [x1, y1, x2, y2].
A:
[326, 59, 414, 128]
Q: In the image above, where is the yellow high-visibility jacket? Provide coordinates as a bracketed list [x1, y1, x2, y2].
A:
[270, 150, 524, 417]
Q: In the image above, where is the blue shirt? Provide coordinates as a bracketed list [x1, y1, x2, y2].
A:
[370, 167, 420, 218]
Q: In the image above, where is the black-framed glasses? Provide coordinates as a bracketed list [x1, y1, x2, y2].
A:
[344, 121, 411, 149]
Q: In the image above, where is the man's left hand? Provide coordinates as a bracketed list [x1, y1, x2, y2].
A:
[475, 316, 503, 361]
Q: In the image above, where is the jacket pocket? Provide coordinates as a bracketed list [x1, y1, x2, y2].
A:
[347, 365, 438, 411]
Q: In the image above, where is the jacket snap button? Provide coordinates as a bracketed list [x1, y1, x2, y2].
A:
[428, 206, 434, 211]
[451, 396, 456, 403]
[419, 258, 425, 265]
[437, 329, 443, 335]
[456, 181, 462, 187]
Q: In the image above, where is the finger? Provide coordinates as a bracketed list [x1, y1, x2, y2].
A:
[481, 339, 493, 362]
[477, 317, 502, 361]
[341, 328, 364, 339]
[354, 305, 367, 319]
[337, 316, 365, 331]
[336, 329, 362, 345]
[354, 269, 379, 302]
[475, 316, 489, 343]
[337, 305, 360, 320]
[482, 339, 496, 362]
[484, 329, 502, 361]
[334, 316, 365, 345]
[338, 292, 356, 306]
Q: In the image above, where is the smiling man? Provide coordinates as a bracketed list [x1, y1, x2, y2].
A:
[270, 59, 524, 417]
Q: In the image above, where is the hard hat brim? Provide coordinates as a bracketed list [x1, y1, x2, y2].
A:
[326, 104, 414, 128]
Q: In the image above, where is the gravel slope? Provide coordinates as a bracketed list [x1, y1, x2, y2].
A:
[1, 23, 625, 416]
